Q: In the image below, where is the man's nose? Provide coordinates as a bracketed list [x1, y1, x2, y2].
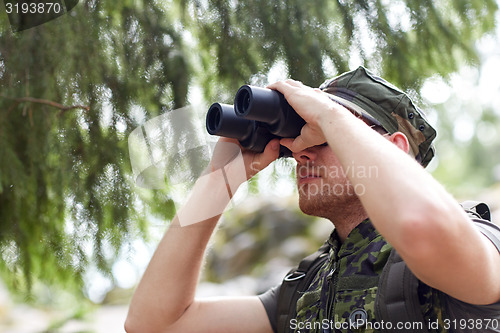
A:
[293, 147, 318, 164]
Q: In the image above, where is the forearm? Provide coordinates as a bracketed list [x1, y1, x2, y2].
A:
[270, 79, 500, 304]
[126, 172, 234, 332]
[319, 107, 500, 304]
[318, 107, 462, 248]
[126, 138, 279, 332]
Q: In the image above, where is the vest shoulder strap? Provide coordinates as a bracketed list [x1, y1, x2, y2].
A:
[461, 201, 500, 251]
[276, 241, 330, 333]
[277, 201, 497, 333]
[375, 248, 429, 333]
[460, 200, 491, 221]
[376, 201, 496, 332]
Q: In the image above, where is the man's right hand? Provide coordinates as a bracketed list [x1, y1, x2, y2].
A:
[209, 137, 281, 183]
[125, 136, 280, 333]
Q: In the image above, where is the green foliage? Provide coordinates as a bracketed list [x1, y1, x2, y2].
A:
[0, 1, 189, 296]
[431, 89, 500, 197]
[0, 0, 498, 299]
[188, 0, 498, 95]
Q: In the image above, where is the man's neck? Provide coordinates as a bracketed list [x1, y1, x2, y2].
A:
[328, 203, 368, 242]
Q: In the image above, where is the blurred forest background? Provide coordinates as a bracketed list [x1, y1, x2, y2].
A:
[1, 0, 500, 331]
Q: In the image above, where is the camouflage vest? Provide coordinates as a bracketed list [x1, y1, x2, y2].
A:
[289, 219, 446, 333]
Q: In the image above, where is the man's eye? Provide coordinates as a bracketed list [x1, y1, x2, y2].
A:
[318, 142, 329, 147]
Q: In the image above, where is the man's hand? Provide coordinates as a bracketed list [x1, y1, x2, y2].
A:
[267, 79, 346, 151]
[209, 136, 280, 182]
[126, 138, 278, 333]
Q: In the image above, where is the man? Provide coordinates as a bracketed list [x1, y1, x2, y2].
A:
[125, 67, 500, 332]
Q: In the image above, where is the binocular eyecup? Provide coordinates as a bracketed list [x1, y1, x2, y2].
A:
[206, 85, 306, 157]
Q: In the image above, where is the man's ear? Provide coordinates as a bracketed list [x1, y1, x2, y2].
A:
[388, 132, 410, 154]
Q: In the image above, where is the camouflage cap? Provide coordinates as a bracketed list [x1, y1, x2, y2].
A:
[319, 66, 436, 168]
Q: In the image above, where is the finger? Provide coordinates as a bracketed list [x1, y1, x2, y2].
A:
[283, 79, 304, 87]
[300, 124, 326, 143]
[259, 138, 280, 165]
[290, 136, 311, 152]
[266, 79, 303, 92]
[280, 138, 294, 151]
[266, 80, 287, 91]
[248, 138, 280, 176]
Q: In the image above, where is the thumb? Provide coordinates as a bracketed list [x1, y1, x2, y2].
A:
[249, 139, 280, 177]
[259, 138, 281, 167]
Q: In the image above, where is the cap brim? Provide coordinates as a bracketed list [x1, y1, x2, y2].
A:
[326, 94, 383, 128]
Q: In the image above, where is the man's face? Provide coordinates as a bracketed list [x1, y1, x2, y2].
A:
[293, 144, 362, 219]
[289, 114, 389, 219]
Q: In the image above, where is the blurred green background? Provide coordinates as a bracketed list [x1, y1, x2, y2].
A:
[1, 0, 500, 331]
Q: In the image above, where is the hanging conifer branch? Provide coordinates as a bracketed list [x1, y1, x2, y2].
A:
[0, 0, 497, 300]
[0, 95, 90, 113]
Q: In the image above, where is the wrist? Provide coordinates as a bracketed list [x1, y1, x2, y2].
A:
[316, 103, 339, 131]
[176, 169, 237, 227]
[318, 102, 357, 133]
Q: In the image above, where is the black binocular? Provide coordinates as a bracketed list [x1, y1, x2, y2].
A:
[206, 85, 305, 157]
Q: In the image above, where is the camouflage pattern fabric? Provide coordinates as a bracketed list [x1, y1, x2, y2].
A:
[291, 219, 447, 332]
[319, 67, 437, 168]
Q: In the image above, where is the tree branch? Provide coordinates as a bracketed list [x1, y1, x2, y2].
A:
[1, 95, 90, 114]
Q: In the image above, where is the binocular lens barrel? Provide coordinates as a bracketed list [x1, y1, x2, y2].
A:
[206, 102, 274, 153]
[206, 85, 306, 157]
[206, 103, 253, 140]
[206, 104, 222, 134]
[235, 87, 252, 117]
[234, 85, 282, 124]
[234, 85, 305, 138]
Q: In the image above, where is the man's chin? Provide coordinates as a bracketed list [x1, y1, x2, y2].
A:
[297, 185, 354, 218]
[298, 202, 318, 217]
[298, 192, 329, 218]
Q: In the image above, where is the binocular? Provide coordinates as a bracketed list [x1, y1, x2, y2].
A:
[206, 85, 305, 157]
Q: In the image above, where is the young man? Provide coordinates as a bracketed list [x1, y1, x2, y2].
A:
[125, 67, 500, 332]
